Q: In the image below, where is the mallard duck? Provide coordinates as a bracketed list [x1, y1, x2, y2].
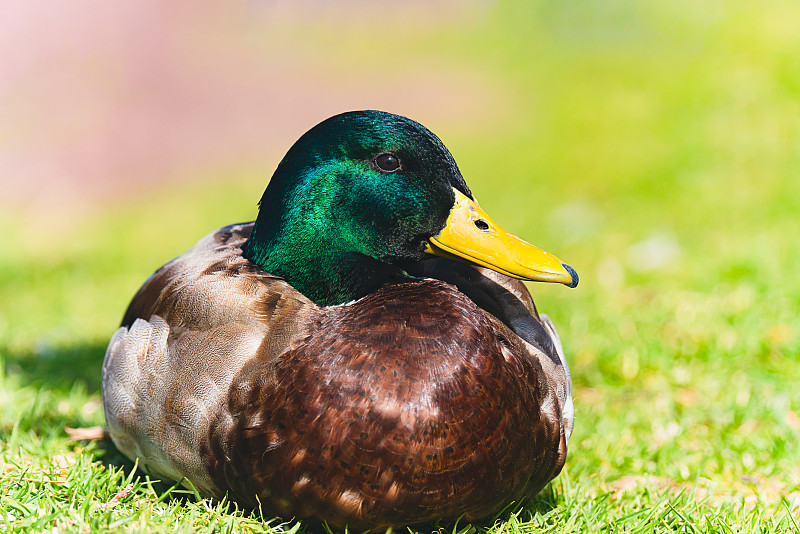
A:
[102, 110, 578, 530]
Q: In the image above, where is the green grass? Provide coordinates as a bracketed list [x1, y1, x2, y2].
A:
[2, 1, 800, 532]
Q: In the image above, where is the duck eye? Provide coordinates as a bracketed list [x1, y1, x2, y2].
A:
[374, 153, 401, 172]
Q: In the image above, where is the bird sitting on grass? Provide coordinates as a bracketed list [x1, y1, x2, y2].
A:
[102, 110, 578, 530]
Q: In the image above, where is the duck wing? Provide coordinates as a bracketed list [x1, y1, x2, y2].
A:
[102, 223, 317, 494]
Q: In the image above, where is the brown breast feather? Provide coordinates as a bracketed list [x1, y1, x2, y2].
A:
[104, 222, 570, 530]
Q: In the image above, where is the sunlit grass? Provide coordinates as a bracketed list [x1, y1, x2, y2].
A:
[2, 0, 800, 532]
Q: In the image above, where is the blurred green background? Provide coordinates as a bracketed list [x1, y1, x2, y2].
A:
[1, 0, 799, 530]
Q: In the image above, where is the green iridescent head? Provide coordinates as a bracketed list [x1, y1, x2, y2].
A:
[242, 110, 577, 306]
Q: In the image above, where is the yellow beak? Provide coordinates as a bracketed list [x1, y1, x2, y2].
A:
[425, 189, 578, 288]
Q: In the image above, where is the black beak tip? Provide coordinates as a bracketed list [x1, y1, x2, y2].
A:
[563, 263, 579, 288]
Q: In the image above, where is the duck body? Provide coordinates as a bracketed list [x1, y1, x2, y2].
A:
[102, 111, 577, 530]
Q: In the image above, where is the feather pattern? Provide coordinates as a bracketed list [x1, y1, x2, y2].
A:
[103, 223, 573, 529]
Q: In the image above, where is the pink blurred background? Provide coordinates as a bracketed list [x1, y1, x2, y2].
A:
[0, 1, 502, 218]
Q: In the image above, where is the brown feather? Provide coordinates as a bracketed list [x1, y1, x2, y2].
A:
[102, 222, 572, 530]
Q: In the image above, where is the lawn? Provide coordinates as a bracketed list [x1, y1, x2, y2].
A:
[2, 1, 799, 532]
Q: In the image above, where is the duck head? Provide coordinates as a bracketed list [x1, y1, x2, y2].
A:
[242, 110, 577, 306]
